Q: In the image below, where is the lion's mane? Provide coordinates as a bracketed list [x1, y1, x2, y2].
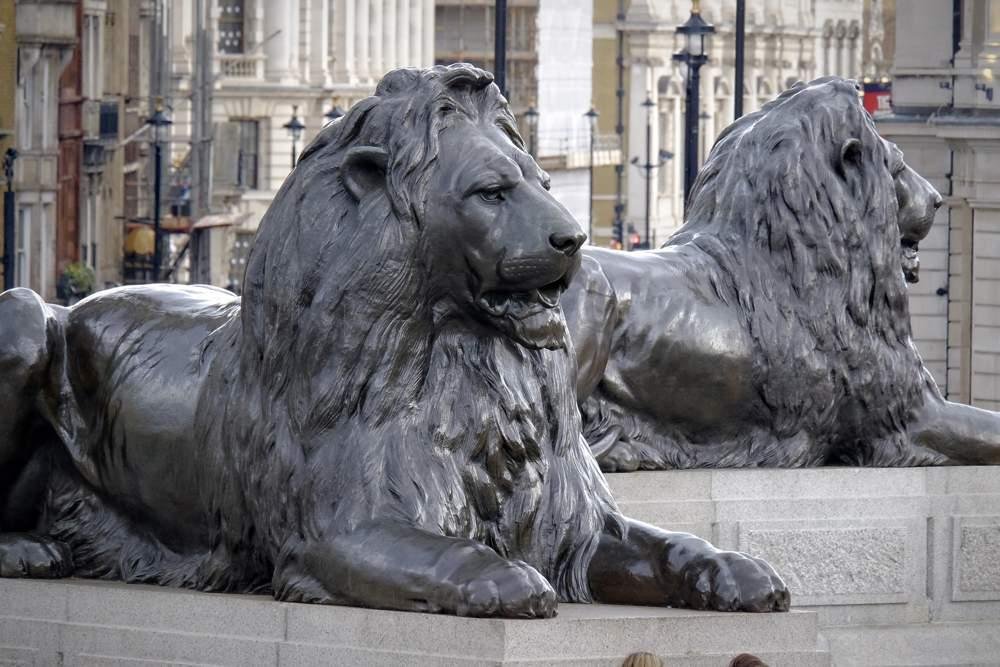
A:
[662, 77, 935, 465]
[192, 65, 618, 600]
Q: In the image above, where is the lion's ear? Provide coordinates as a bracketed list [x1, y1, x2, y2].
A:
[340, 146, 389, 202]
[838, 138, 863, 177]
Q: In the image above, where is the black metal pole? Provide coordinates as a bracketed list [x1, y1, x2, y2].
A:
[291, 139, 298, 169]
[494, 0, 507, 96]
[683, 58, 704, 202]
[2, 148, 15, 290]
[612, 0, 625, 245]
[3, 190, 13, 291]
[153, 140, 162, 282]
[644, 115, 652, 247]
[734, 0, 745, 119]
[588, 125, 595, 243]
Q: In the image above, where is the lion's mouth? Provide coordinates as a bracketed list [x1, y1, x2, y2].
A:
[477, 279, 566, 319]
[901, 238, 920, 283]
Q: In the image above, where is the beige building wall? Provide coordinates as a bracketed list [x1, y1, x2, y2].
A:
[879, 0, 1000, 409]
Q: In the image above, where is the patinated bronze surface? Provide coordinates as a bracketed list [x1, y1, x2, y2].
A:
[0, 65, 787, 617]
[564, 77, 1000, 472]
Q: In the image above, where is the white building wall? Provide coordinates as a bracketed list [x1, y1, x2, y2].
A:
[547, 168, 591, 236]
[535, 0, 595, 233]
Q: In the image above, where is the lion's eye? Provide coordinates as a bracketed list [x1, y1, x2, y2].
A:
[479, 188, 506, 203]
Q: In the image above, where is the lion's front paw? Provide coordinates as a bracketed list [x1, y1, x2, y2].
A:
[679, 551, 789, 613]
[454, 559, 557, 618]
[0, 533, 74, 578]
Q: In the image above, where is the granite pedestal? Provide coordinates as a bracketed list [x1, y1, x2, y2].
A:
[607, 466, 1000, 666]
[0, 578, 828, 666]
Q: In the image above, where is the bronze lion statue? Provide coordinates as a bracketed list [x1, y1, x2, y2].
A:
[0, 64, 788, 616]
[564, 77, 1000, 471]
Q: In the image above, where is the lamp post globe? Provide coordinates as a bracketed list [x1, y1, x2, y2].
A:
[323, 104, 346, 127]
[284, 105, 306, 168]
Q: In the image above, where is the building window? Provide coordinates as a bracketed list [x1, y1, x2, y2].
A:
[228, 230, 254, 292]
[16, 207, 30, 287]
[218, 0, 246, 54]
[236, 120, 259, 189]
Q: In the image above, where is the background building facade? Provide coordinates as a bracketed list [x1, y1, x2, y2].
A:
[435, 0, 620, 230]
[168, 0, 435, 288]
[879, 0, 1000, 409]
[591, 0, 864, 248]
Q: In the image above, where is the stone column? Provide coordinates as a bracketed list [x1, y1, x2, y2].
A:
[264, 0, 295, 82]
[332, 0, 356, 82]
[626, 54, 657, 243]
[701, 67, 715, 164]
[355, 0, 370, 82]
[311, 0, 331, 86]
[422, 0, 434, 67]
[408, 0, 422, 66]
[370, 0, 384, 78]
[397, 0, 410, 68]
[382, 0, 397, 71]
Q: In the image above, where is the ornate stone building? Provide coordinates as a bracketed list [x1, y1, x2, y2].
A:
[11, 0, 78, 298]
[879, 0, 1000, 410]
[591, 0, 864, 247]
[168, 0, 435, 287]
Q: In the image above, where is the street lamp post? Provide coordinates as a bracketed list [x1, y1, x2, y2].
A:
[672, 0, 715, 204]
[630, 97, 672, 251]
[734, 0, 746, 120]
[524, 105, 539, 158]
[494, 0, 508, 96]
[146, 100, 172, 283]
[284, 105, 306, 168]
[584, 107, 599, 244]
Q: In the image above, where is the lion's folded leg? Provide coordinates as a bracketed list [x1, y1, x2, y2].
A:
[587, 517, 790, 613]
[911, 388, 1000, 465]
[275, 519, 557, 618]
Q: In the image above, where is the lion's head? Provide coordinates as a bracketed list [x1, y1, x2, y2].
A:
[669, 77, 940, 461]
[234, 63, 584, 432]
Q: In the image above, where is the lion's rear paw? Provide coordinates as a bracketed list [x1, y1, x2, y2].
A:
[0, 533, 74, 578]
[454, 559, 557, 618]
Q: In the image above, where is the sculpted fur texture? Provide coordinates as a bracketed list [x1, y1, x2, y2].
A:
[0, 64, 788, 616]
[565, 77, 1000, 471]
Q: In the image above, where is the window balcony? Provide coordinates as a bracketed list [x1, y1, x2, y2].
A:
[218, 53, 265, 80]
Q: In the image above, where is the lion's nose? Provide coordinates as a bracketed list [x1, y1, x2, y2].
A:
[550, 230, 587, 257]
[932, 192, 943, 209]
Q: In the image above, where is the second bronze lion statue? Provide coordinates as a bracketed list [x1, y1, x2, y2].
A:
[564, 77, 1000, 471]
[0, 64, 787, 617]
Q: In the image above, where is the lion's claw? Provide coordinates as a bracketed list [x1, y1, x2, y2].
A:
[454, 559, 557, 618]
[0, 533, 74, 578]
[680, 551, 789, 613]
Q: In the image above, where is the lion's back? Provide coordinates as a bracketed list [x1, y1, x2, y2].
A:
[59, 284, 241, 531]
